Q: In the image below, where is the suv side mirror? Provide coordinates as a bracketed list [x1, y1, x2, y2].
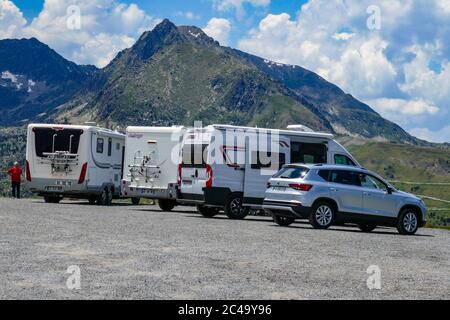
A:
[387, 187, 394, 195]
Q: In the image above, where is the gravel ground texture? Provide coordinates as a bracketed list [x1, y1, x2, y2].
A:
[0, 198, 449, 300]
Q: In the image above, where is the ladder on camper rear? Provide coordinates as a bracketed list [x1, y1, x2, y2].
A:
[129, 150, 161, 183]
[41, 151, 79, 174]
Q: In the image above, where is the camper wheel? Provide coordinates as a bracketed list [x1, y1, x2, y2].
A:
[106, 187, 113, 206]
[196, 205, 219, 218]
[158, 199, 176, 212]
[97, 188, 110, 206]
[225, 193, 249, 220]
[131, 198, 141, 205]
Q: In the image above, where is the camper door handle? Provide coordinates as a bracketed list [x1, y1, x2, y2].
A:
[195, 170, 199, 178]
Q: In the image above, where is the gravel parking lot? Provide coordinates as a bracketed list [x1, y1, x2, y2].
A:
[0, 198, 449, 300]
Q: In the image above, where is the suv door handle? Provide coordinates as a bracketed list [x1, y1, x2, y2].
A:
[363, 192, 370, 196]
[330, 188, 338, 192]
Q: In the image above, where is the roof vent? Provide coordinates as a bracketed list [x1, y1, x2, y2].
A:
[287, 125, 315, 133]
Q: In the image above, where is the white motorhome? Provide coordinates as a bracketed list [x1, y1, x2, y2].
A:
[25, 123, 125, 205]
[121, 126, 186, 211]
[178, 124, 360, 219]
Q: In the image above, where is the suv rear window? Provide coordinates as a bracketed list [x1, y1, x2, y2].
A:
[273, 166, 309, 179]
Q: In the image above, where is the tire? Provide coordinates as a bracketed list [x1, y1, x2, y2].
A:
[272, 214, 295, 227]
[225, 193, 249, 220]
[197, 205, 220, 218]
[106, 188, 113, 206]
[131, 197, 141, 205]
[358, 224, 377, 233]
[309, 201, 335, 229]
[158, 199, 176, 212]
[397, 208, 420, 235]
[97, 188, 109, 206]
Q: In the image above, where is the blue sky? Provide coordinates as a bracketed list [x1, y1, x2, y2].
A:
[1, 0, 450, 143]
[12, 0, 308, 48]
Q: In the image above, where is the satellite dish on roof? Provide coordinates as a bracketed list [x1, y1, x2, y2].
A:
[287, 125, 315, 133]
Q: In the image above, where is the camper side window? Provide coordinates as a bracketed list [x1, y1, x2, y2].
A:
[251, 152, 286, 170]
[96, 138, 104, 154]
[291, 142, 327, 164]
[107, 138, 112, 157]
[334, 154, 356, 166]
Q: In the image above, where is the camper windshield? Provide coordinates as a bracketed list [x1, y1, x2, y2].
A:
[34, 127, 83, 157]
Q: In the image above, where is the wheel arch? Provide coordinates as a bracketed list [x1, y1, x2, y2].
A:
[399, 204, 423, 224]
[312, 197, 339, 213]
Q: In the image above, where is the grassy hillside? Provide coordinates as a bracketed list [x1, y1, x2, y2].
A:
[342, 138, 450, 229]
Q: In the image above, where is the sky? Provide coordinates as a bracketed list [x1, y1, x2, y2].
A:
[1, 0, 450, 143]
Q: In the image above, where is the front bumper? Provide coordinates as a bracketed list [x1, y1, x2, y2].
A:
[262, 199, 311, 219]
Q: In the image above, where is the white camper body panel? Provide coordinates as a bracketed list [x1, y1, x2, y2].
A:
[179, 124, 359, 208]
[121, 126, 185, 200]
[25, 124, 125, 199]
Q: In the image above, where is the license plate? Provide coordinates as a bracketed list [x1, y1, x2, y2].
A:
[46, 186, 62, 192]
[183, 180, 192, 186]
[56, 180, 72, 186]
[272, 186, 286, 192]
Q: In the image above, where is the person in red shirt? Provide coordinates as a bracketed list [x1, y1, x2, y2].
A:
[7, 162, 22, 199]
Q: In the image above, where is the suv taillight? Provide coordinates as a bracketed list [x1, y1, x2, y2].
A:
[289, 184, 313, 191]
[26, 160, 32, 182]
[78, 163, 88, 184]
[206, 164, 213, 188]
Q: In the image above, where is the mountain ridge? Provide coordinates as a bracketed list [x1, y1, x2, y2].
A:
[0, 19, 426, 145]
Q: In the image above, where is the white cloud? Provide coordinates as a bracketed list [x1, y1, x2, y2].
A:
[409, 126, 450, 143]
[214, 0, 270, 18]
[237, 0, 450, 142]
[368, 98, 439, 121]
[0, 0, 26, 38]
[332, 32, 355, 41]
[400, 44, 450, 107]
[203, 18, 232, 46]
[1, 0, 158, 68]
[175, 11, 201, 20]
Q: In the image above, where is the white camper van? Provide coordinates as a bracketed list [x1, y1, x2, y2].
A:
[25, 124, 125, 205]
[121, 126, 186, 210]
[178, 124, 360, 219]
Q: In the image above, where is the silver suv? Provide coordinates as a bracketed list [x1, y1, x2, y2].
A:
[263, 164, 427, 235]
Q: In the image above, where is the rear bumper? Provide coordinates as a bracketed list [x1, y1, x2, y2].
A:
[121, 180, 178, 200]
[25, 178, 86, 195]
[263, 199, 311, 218]
[177, 192, 205, 205]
